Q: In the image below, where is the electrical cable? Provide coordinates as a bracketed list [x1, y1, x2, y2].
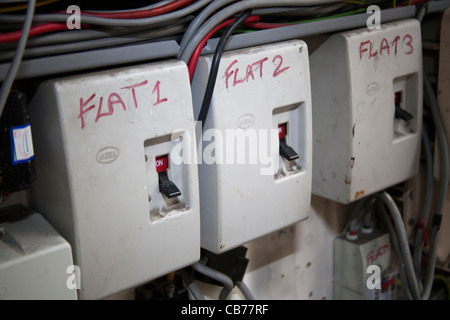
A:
[251, 2, 349, 17]
[424, 69, 450, 231]
[0, 22, 185, 49]
[376, 197, 413, 300]
[0, 23, 188, 61]
[187, 14, 259, 81]
[242, 21, 293, 29]
[413, 124, 434, 280]
[178, 0, 346, 62]
[179, 0, 240, 52]
[177, 268, 205, 300]
[0, 0, 35, 119]
[377, 191, 421, 299]
[236, 281, 255, 300]
[196, 9, 252, 129]
[370, 70, 448, 300]
[0, 0, 58, 13]
[191, 261, 234, 300]
[420, 71, 449, 300]
[0, 22, 68, 44]
[0, 0, 212, 27]
[186, 281, 205, 300]
[84, 1, 177, 13]
[81, 0, 193, 19]
[421, 225, 438, 299]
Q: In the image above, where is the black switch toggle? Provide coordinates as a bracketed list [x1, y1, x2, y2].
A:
[395, 105, 414, 121]
[159, 172, 181, 198]
[280, 140, 299, 161]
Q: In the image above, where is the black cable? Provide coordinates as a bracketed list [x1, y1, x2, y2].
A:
[197, 9, 252, 130]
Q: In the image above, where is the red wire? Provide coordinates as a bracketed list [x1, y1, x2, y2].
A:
[188, 15, 260, 81]
[0, 22, 68, 44]
[242, 21, 293, 29]
[396, 0, 429, 6]
[81, 0, 193, 19]
[0, 0, 192, 44]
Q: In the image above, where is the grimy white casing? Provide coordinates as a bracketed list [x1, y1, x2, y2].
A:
[0, 213, 77, 300]
[191, 40, 312, 254]
[28, 61, 200, 299]
[310, 19, 423, 203]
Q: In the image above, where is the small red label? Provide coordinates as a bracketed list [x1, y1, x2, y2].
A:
[278, 124, 286, 140]
[155, 155, 168, 173]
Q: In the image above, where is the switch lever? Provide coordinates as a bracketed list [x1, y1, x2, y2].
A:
[395, 105, 414, 121]
[280, 140, 299, 161]
[159, 172, 181, 198]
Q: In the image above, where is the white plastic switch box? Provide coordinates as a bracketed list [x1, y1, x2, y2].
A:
[191, 40, 312, 254]
[334, 231, 395, 300]
[310, 19, 423, 203]
[28, 61, 200, 299]
[0, 211, 77, 300]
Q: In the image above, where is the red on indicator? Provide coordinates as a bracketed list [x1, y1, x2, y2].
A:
[155, 155, 168, 173]
[278, 124, 286, 140]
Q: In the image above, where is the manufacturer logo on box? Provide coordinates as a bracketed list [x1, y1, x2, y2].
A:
[96, 147, 119, 164]
[237, 114, 255, 129]
[366, 82, 380, 96]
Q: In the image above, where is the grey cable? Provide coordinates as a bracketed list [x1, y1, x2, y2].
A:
[177, 268, 205, 300]
[9, 25, 180, 49]
[0, 0, 211, 27]
[179, 0, 240, 52]
[0, 23, 188, 61]
[376, 198, 413, 300]
[416, 1, 429, 23]
[191, 261, 234, 300]
[84, 0, 176, 13]
[0, 0, 35, 119]
[177, 0, 345, 62]
[413, 125, 434, 280]
[420, 71, 449, 300]
[186, 281, 205, 300]
[421, 226, 439, 300]
[424, 71, 449, 229]
[251, 2, 348, 17]
[236, 281, 255, 300]
[378, 191, 421, 300]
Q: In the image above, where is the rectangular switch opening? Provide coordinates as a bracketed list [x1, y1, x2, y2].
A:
[272, 103, 305, 180]
[393, 74, 419, 140]
[144, 133, 191, 222]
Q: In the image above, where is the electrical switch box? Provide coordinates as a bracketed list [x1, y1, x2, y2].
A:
[191, 40, 312, 254]
[0, 208, 77, 300]
[310, 19, 423, 203]
[334, 231, 396, 300]
[28, 61, 200, 299]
